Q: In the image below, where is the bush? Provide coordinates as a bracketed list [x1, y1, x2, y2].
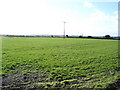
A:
[105, 35, 110, 38]
[66, 35, 69, 38]
[88, 36, 92, 38]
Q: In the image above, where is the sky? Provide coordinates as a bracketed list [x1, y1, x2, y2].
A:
[0, 0, 118, 36]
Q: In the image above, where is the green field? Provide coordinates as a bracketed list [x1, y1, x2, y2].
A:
[2, 37, 119, 89]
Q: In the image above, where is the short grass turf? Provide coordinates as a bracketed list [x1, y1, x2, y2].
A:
[1, 37, 120, 88]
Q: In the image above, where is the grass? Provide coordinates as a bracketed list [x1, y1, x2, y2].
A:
[2, 37, 119, 88]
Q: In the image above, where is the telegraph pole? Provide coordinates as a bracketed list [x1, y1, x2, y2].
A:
[63, 21, 66, 39]
[82, 33, 83, 36]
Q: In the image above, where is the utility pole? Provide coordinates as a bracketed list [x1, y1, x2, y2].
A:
[82, 33, 83, 36]
[63, 21, 66, 39]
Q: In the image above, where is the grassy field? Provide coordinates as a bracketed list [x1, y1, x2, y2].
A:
[1, 37, 119, 89]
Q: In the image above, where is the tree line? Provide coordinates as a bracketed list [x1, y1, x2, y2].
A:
[1, 34, 120, 40]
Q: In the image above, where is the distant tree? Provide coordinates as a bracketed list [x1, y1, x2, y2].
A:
[51, 35, 54, 37]
[79, 35, 83, 38]
[88, 36, 92, 38]
[105, 35, 110, 38]
[66, 35, 69, 38]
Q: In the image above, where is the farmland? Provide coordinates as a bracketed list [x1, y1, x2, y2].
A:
[1, 37, 119, 89]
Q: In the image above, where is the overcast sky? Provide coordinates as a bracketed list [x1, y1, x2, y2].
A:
[0, 0, 118, 36]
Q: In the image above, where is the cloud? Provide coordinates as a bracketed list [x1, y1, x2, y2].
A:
[0, 0, 118, 36]
[84, 1, 94, 8]
[90, 9, 110, 21]
[85, 9, 118, 36]
[85, 0, 118, 2]
[68, 8, 118, 36]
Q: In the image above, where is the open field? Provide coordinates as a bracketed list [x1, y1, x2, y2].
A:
[1, 37, 120, 89]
